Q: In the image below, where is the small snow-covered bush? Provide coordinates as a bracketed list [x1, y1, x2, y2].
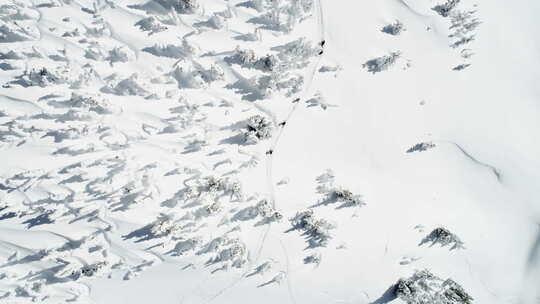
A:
[106, 46, 133, 64]
[327, 188, 365, 207]
[406, 142, 436, 153]
[207, 14, 225, 29]
[260, 0, 314, 32]
[198, 176, 243, 201]
[244, 115, 273, 144]
[275, 38, 319, 69]
[451, 36, 475, 49]
[303, 252, 321, 265]
[395, 270, 473, 304]
[85, 25, 110, 38]
[419, 227, 465, 250]
[453, 63, 471, 71]
[199, 237, 248, 268]
[169, 60, 222, 89]
[80, 261, 108, 277]
[144, 39, 199, 59]
[256, 199, 282, 222]
[136, 0, 199, 14]
[319, 65, 342, 73]
[382, 20, 405, 36]
[150, 215, 180, 237]
[363, 51, 401, 74]
[135, 16, 167, 35]
[248, 72, 303, 99]
[62, 28, 80, 37]
[214, 242, 248, 268]
[198, 64, 224, 83]
[175, 0, 199, 14]
[69, 67, 101, 89]
[314, 170, 365, 208]
[231, 199, 281, 223]
[106, 74, 149, 96]
[227, 47, 279, 72]
[432, 0, 460, 17]
[256, 54, 278, 72]
[85, 47, 105, 61]
[276, 73, 304, 96]
[64, 93, 112, 114]
[143, 44, 186, 59]
[171, 238, 200, 256]
[305, 91, 336, 110]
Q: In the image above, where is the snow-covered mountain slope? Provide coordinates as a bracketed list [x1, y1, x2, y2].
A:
[0, 0, 539, 303]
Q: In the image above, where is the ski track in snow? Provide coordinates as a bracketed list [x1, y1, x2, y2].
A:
[202, 1, 326, 302]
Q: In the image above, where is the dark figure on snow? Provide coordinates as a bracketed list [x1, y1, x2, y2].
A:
[278, 121, 286, 127]
[292, 98, 300, 103]
[266, 150, 273, 155]
[320, 40, 326, 47]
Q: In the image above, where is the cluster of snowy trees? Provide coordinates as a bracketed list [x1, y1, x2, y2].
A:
[197, 176, 243, 202]
[169, 60, 224, 89]
[173, 0, 199, 14]
[449, 10, 480, 49]
[419, 227, 465, 250]
[363, 51, 402, 74]
[290, 210, 335, 248]
[150, 214, 182, 238]
[382, 20, 406, 36]
[432, 0, 461, 17]
[244, 0, 315, 33]
[15, 67, 66, 87]
[315, 170, 366, 208]
[135, 16, 168, 35]
[431, 0, 480, 70]
[226, 38, 318, 99]
[198, 236, 248, 269]
[395, 270, 473, 304]
[62, 93, 113, 115]
[227, 47, 279, 72]
[255, 199, 283, 223]
[150, 0, 199, 14]
[101, 73, 149, 96]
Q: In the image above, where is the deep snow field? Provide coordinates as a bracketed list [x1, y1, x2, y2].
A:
[0, 0, 540, 303]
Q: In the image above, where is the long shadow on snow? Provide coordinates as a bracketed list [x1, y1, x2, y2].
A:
[371, 284, 398, 304]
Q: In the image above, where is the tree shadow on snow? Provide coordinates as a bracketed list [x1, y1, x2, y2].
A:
[22, 211, 55, 229]
[225, 79, 265, 102]
[371, 284, 398, 304]
[123, 224, 159, 243]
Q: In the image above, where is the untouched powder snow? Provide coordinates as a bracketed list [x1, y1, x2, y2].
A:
[0, 0, 539, 303]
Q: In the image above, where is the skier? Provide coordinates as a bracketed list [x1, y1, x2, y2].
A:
[266, 150, 273, 155]
[318, 40, 326, 55]
[278, 121, 286, 127]
[292, 98, 300, 103]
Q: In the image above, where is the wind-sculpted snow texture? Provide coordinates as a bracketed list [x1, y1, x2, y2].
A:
[0, 0, 539, 303]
